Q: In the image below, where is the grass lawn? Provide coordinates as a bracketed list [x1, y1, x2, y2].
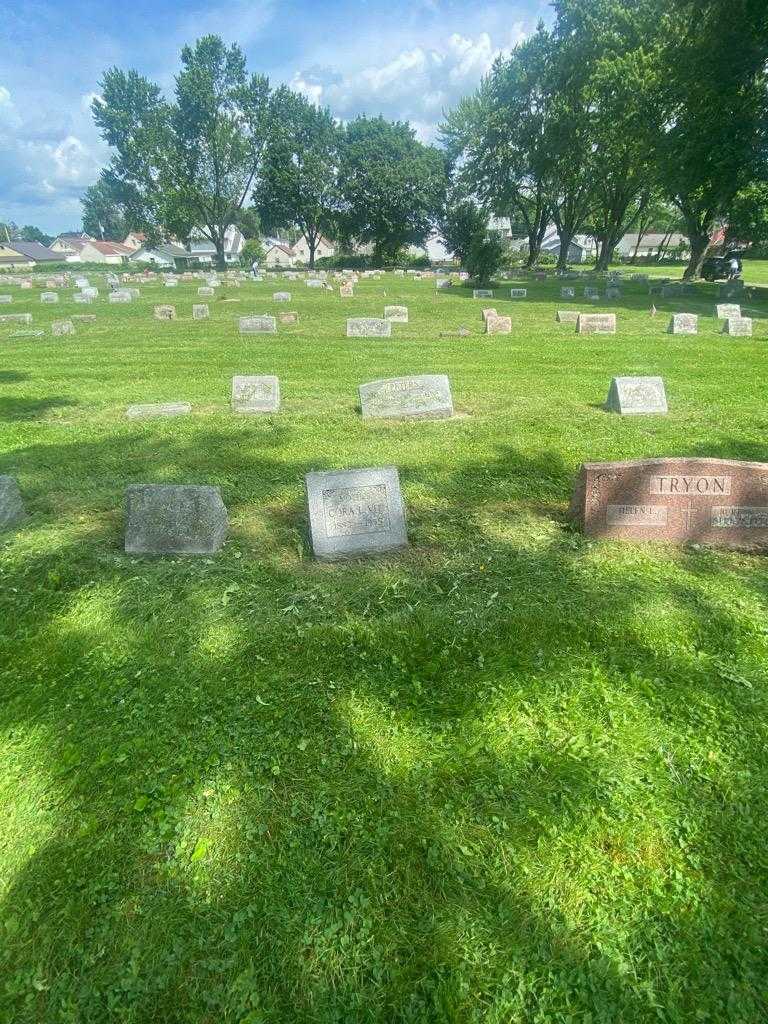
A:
[1, 269, 767, 1023]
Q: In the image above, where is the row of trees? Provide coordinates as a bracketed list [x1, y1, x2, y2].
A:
[89, 36, 446, 269]
[442, 0, 768, 279]
[1, 222, 53, 246]
[88, 4, 766, 276]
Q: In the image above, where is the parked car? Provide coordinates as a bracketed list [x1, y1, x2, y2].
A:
[701, 251, 743, 281]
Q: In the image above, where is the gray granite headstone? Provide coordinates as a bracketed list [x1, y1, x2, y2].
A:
[722, 317, 752, 337]
[52, 320, 75, 336]
[509, 288, 527, 298]
[561, 287, 575, 298]
[346, 318, 391, 337]
[40, 292, 59, 303]
[273, 292, 291, 302]
[239, 315, 276, 334]
[577, 313, 616, 334]
[231, 375, 280, 413]
[198, 287, 214, 297]
[0, 476, 25, 531]
[584, 287, 599, 299]
[165, 279, 178, 288]
[473, 289, 493, 299]
[0, 313, 32, 325]
[192, 304, 210, 319]
[556, 310, 581, 323]
[435, 278, 451, 289]
[306, 466, 408, 560]
[716, 303, 741, 320]
[126, 402, 192, 420]
[306, 279, 324, 288]
[486, 315, 512, 334]
[125, 484, 228, 555]
[668, 313, 698, 335]
[82, 287, 98, 299]
[278, 311, 299, 324]
[154, 304, 176, 320]
[606, 376, 668, 415]
[384, 305, 408, 322]
[359, 375, 453, 420]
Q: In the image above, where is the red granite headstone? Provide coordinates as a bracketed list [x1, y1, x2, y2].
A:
[570, 458, 768, 549]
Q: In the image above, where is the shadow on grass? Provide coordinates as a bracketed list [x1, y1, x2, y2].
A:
[0, 432, 767, 1021]
[0, 371, 30, 383]
[0, 395, 77, 421]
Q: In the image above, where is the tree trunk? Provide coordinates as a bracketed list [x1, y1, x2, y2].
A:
[215, 235, 226, 271]
[308, 237, 316, 270]
[683, 233, 710, 280]
[557, 232, 573, 271]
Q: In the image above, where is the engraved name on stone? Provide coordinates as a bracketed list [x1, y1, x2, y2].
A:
[711, 507, 768, 529]
[510, 288, 527, 298]
[306, 467, 408, 560]
[359, 375, 453, 420]
[649, 475, 731, 496]
[606, 505, 668, 527]
[239, 315, 277, 334]
[346, 318, 391, 338]
[577, 313, 616, 334]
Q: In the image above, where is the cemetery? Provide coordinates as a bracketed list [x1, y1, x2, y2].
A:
[1, 2, 768, 1021]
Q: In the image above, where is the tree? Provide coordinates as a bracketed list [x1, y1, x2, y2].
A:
[339, 116, 447, 263]
[724, 182, 768, 249]
[241, 238, 265, 267]
[19, 225, 53, 245]
[439, 196, 488, 265]
[233, 206, 261, 239]
[93, 35, 275, 270]
[81, 176, 130, 240]
[655, 0, 768, 278]
[465, 228, 506, 285]
[255, 90, 341, 269]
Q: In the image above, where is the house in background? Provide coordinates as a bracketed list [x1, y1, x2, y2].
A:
[540, 227, 597, 263]
[128, 242, 191, 270]
[76, 240, 133, 264]
[0, 241, 61, 267]
[187, 225, 245, 265]
[263, 241, 297, 268]
[292, 235, 335, 264]
[122, 231, 148, 251]
[616, 232, 689, 260]
[50, 232, 92, 256]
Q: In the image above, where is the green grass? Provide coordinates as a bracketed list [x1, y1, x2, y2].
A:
[1, 268, 767, 1023]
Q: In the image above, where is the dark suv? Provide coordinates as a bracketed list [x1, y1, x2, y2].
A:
[701, 251, 743, 281]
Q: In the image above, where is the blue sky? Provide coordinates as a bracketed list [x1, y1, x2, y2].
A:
[0, 0, 549, 234]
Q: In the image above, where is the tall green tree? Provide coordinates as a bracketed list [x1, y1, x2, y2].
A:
[93, 36, 274, 269]
[81, 176, 130, 241]
[724, 181, 768, 249]
[655, 0, 768, 278]
[439, 196, 489, 265]
[339, 116, 447, 263]
[255, 90, 341, 268]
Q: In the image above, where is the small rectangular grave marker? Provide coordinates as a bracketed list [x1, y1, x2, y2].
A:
[273, 292, 291, 302]
[384, 305, 408, 322]
[52, 320, 75, 336]
[231, 375, 280, 414]
[577, 313, 616, 334]
[359, 375, 453, 420]
[346, 318, 391, 338]
[154, 305, 176, 320]
[0, 313, 32, 325]
[509, 288, 527, 298]
[40, 292, 59, 303]
[606, 376, 668, 415]
[668, 313, 698, 335]
[278, 311, 299, 324]
[0, 295, 12, 304]
[239, 315, 277, 334]
[125, 484, 228, 555]
[198, 287, 214, 297]
[473, 289, 493, 299]
[306, 467, 408, 561]
[561, 287, 575, 298]
[109, 290, 132, 303]
[192, 304, 210, 320]
[716, 303, 741, 319]
[722, 317, 752, 337]
[126, 402, 192, 420]
[486, 315, 512, 334]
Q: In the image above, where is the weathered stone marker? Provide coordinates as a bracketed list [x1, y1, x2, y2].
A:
[192, 304, 210, 320]
[605, 376, 668, 415]
[561, 287, 575, 298]
[0, 476, 25, 531]
[231, 375, 280, 414]
[384, 305, 408, 322]
[722, 317, 753, 337]
[126, 402, 192, 420]
[198, 286, 214, 297]
[570, 457, 768, 549]
[668, 313, 698, 335]
[577, 313, 616, 334]
[0, 295, 12, 304]
[486, 315, 512, 334]
[556, 310, 581, 323]
[340, 284, 354, 298]
[0, 313, 33, 325]
[239, 315, 276, 334]
[473, 288, 494, 299]
[305, 466, 408, 560]
[52, 320, 75, 336]
[510, 288, 527, 298]
[154, 305, 176, 320]
[716, 303, 741, 320]
[109, 290, 132, 303]
[359, 375, 453, 420]
[306, 279, 324, 288]
[278, 311, 299, 324]
[125, 484, 228, 555]
[273, 292, 291, 302]
[40, 292, 59, 303]
[346, 318, 391, 338]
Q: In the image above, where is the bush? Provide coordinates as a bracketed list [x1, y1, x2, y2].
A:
[241, 239, 265, 267]
[465, 230, 507, 286]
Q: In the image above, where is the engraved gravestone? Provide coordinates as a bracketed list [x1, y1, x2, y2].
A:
[473, 289, 493, 299]
[606, 376, 668, 415]
[0, 476, 25, 531]
[305, 467, 408, 560]
[561, 287, 575, 298]
[273, 292, 291, 302]
[278, 311, 299, 324]
[192, 304, 210, 320]
[359, 375, 453, 420]
[340, 284, 354, 298]
[125, 484, 228, 555]
[165, 279, 178, 288]
[346, 318, 391, 338]
[109, 290, 132, 303]
[486, 315, 512, 334]
[126, 402, 191, 420]
[231, 375, 280, 414]
[716, 303, 741, 320]
[154, 305, 176, 320]
[510, 288, 527, 298]
[82, 287, 98, 299]
[668, 313, 698, 335]
[0, 313, 32, 325]
[239, 315, 276, 334]
[198, 287, 214, 297]
[384, 305, 408, 322]
[577, 313, 616, 334]
[40, 292, 59, 303]
[570, 457, 768, 549]
[722, 317, 752, 337]
[557, 310, 581, 323]
[52, 320, 75, 336]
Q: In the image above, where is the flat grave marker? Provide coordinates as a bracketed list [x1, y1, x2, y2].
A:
[154, 305, 176, 320]
[557, 310, 581, 323]
[51, 320, 75, 336]
[192, 304, 210, 320]
[509, 288, 527, 298]
[231, 375, 280, 414]
[125, 484, 228, 555]
[486, 315, 512, 334]
[606, 376, 668, 415]
[359, 375, 453, 420]
[716, 303, 741, 320]
[384, 305, 408, 322]
[346, 318, 391, 338]
[577, 313, 616, 334]
[239, 315, 277, 334]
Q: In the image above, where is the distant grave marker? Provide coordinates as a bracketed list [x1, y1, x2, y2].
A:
[273, 292, 291, 302]
[560, 287, 575, 298]
[154, 304, 176, 320]
[577, 313, 616, 334]
[556, 310, 581, 323]
[716, 303, 741, 319]
[722, 317, 752, 337]
[359, 375, 453, 420]
[668, 313, 698, 335]
[384, 305, 408, 322]
[473, 289, 494, 299]
[192, 304, 210, 320]
[40, 292, 58, 303]
[485, 315, 512, 334]
[239, 315, 276, 334]
[231, 375, 280, 414]
[346, 318, 391, 337]
[606, 376, 668, 415]
[125, 484, 228, 555]
[509, 288, 527, 298]
[51, 320, 75, 336]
